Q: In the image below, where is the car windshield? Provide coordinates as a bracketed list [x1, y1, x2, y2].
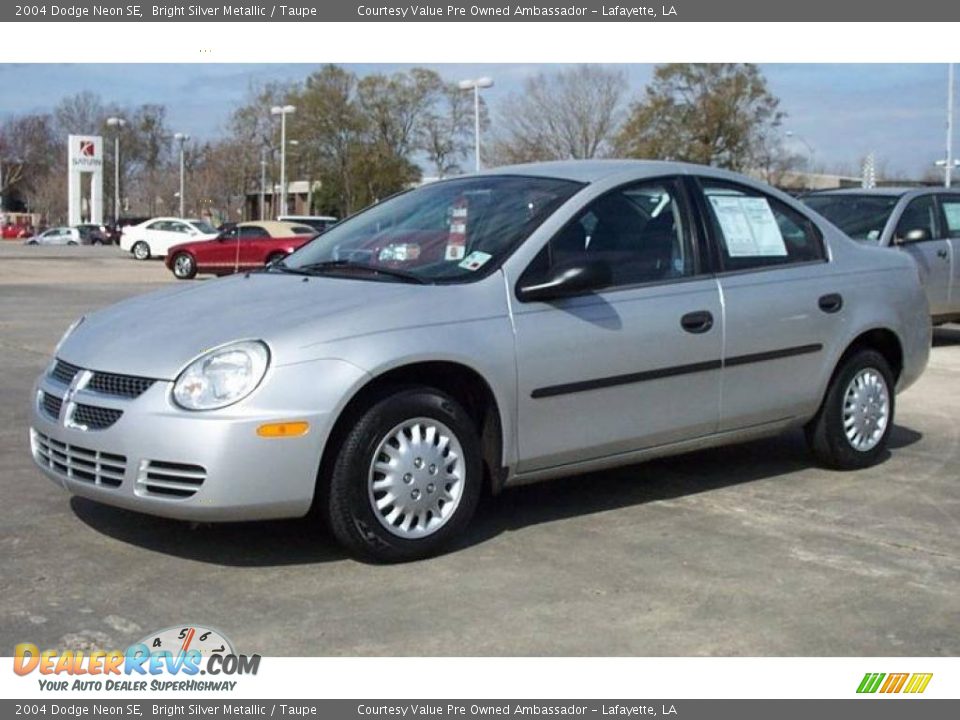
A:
[191, 220, 217, 234]
[803, 194, 900, 242]
[279, 175, 584, 282]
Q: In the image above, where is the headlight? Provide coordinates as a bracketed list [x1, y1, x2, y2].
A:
[55, 317, 84, 354]
[172, 340, 270, 411]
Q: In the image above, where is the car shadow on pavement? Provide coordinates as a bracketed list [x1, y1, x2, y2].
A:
[70, 498, 347, 566]
[454, 425, 923, 553]
[70, 425, 923, 566]
[933, 325, 960, 347]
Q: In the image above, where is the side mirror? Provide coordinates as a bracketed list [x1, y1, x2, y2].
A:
[516, 260, 613, 302]
[898, 227, 932, 243]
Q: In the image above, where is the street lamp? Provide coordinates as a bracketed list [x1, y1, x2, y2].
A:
[173, 133, 190, 218]
[270, 104, 296, 216]
[785, 130, 815, 169]
[944, 62, 955, 188]
[259, 147, 269, 221]
[105, 117, 126, 222]
[458, 77, 494, 173]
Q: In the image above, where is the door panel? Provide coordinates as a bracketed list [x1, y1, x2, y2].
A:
[513, 282, 723, 472]
[938, 195, 960, 313]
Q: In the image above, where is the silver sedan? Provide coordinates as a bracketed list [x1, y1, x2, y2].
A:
[30, 161, 931, 561]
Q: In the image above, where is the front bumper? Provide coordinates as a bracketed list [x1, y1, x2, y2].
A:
[29, 357, 368, 522]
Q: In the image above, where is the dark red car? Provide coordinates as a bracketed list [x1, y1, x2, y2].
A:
[164, 221, 316, 280]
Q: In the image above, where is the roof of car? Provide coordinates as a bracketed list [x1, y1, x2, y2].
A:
[481, 159, 711, 183]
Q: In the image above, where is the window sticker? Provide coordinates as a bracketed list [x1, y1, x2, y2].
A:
[458, 251, 492, 271]
[709, 195, 788, 257]
[943, 202, 960, 232]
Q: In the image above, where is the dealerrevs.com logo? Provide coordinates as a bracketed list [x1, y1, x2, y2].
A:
[857, 672, 933, 694]
[13, 625, 261, 692]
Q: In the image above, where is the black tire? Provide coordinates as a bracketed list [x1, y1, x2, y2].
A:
[265, 252, 285, 267]
[327, 387, 483, 562]
[132, 241, 150, 261]
[805, 348, 895, 470]
[171, 252, 197, 280]
[67, 241, 78, 246]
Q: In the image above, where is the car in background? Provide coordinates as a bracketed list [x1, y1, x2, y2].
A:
[105, 217, 151, 245]
[75, 224, 110, 245]
[802, 187, 960, 324]
[120, 217, 219, 260]
[277, 214, 338, 233]
[32, 161, 931, 561]
[23, 227, 81, 246]
[164, 220, 316, 279]
[2, 223, 31, 240]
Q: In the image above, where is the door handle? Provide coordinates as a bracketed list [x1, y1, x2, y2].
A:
[818, 293, 843, 314]
[937, 248, 949, 259]
[680, 310, 714, 334]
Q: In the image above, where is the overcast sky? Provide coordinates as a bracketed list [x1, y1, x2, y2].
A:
[0, 63, 954, 179]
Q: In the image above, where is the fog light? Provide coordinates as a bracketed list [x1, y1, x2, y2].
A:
[256, 421, 310, 438]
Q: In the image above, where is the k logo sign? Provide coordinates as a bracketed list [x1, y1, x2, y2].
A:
[80, 140, 96, 157]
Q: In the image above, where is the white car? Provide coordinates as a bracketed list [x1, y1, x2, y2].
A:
[120, 218, 219, 260]
[24, 227, 81, 246]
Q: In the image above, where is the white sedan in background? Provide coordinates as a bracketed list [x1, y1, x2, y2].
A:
[120, 218, 219, 260]
[23, 227, 81, 246]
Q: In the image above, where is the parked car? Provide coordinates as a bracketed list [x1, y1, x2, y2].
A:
[119, 217, 219, 260]
[75, 224, 109, 245]
[23, 227, 81, 246]
[2, 222, 31, 240]
[277, 214, 338, 233]
[106, 217, 151, 245]
[164, 221, 317, 279]
[30, 161, 930, 562]
[802, 188, 960, 324]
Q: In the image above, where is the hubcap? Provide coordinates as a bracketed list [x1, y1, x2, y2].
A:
[174, 255, 193, 276]
[842, 368, 890, 452]
[367, 417, 465, 539]
[134, 243, 148, 259]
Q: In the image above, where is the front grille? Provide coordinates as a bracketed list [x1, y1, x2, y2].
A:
[41, 392, 62, 420]
[50, 358, 156, 399]
[136, 460, 207, 498]
[32, 430, 126, 488]
[51, 359, 81, 385]
[72, 404, 123, 430]
[88, 372, 155, 399]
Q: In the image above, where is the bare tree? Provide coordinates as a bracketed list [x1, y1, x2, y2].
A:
[490, 65, 628, 165]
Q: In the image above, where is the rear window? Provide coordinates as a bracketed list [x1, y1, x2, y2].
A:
[802, 194, 899, 242]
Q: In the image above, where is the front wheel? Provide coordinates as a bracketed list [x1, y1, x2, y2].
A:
[327, 388, 483, 562]
[131, 241, 150, 261]
[805, 348, 895, 470]
[171, 252, 197, 280]
[67, 241, 78, 246]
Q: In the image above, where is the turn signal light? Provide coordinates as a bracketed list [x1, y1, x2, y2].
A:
[256, 421, 310, 438]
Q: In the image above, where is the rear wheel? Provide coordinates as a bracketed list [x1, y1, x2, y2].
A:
[67, 241, 78, 246]
[327, 387, 482, 562]
[132, 241, 150, 261]
[171, 252, 197, 280]
[805, 348, 894, 470]
[265, 252, 286, 267]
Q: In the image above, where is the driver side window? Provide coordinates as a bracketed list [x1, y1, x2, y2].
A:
[896, 196, 938, 241]
[531, 178, 695, 289]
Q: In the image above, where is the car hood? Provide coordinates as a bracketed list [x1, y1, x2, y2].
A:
[58, 272, 504, 379]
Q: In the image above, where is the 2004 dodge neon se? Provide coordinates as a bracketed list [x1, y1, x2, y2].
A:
[30, 160, 931, 562]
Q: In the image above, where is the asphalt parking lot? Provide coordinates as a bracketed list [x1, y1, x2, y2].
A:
[1, 242, 958, 656]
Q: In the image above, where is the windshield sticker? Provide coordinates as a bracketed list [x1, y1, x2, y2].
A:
[445, 198, 469, 260]
[459, 251, 493, 271]
[378, 243, 421, 262]
[709, 195, 787, 257]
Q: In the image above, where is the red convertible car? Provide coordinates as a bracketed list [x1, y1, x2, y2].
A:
[164, 221, 316, 279]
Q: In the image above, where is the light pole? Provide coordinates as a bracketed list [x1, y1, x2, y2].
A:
[105, 117, 126, 222]
[458, 77, 494, 173]
[259, 147, 268, 221]
[945, 62, 955, 188]
[270, 104, 296, 216]
[173, 133, 190, 218]
[785, 130, 815, 170]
